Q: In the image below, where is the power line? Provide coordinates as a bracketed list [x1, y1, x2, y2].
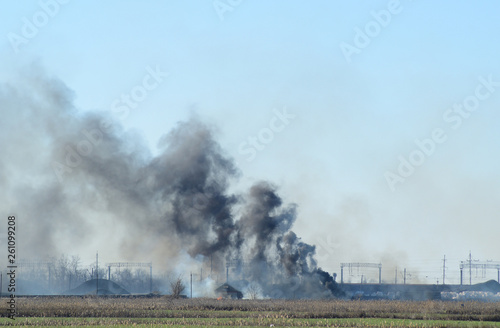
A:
[443, 255, 446, 285]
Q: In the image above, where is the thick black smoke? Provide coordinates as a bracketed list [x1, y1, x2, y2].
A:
[1, 72, 340, 298]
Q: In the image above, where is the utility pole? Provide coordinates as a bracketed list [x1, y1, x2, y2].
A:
[404, 268, 406, 285]
[395, 267, 397, 284]
[96, 251, 99, 295]
[469, 251, 472, 285]
[442, 255, 446, 285]
[150, 265, 153, 293]
[190, 272, 193, 298]
[225, 259, 237, 283]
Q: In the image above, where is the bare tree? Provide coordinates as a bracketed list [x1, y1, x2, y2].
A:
[245, 282, 262, 300]
[114, 268, 133, 287]
[69, 255, 81, 276]
[169, 275, 186, 297]
[53, 254, 70, 292]
[68, 255, 83, 290]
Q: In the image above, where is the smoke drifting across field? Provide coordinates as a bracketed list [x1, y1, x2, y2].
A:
[0, 72, 340, 298]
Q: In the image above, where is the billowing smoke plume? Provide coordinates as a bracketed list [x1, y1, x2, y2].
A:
[1, 72, 340, 298]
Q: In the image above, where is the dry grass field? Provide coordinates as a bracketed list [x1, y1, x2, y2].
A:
[1, 296, 500, 327]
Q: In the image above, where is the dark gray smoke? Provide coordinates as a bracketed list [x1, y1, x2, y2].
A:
[1, 72, 340, 298]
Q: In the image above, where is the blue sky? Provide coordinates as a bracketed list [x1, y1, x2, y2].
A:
[1, 0, 500, 284]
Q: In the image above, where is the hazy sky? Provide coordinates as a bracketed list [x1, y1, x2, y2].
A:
[1, 1, 500, 284]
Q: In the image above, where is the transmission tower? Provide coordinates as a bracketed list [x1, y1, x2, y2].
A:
[340, 262, 382, 284]
[106, 262, 153, 293]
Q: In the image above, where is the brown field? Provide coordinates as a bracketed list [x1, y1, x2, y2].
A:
[2, 297, 500, 327]
[4, 296, 500, 319]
